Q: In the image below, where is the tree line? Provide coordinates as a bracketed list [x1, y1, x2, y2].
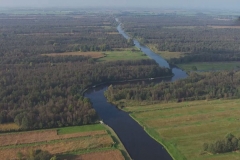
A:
[105, 71, 240, 106]
[169, 52, 240, 64]
[203, 133, 240, 154]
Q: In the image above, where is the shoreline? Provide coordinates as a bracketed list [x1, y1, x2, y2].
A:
[129, 114, 185, 160]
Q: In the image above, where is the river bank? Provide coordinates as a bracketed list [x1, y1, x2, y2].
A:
[83, 20, 189, 160]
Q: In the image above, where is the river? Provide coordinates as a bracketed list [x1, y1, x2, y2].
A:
[85, 20, 188, 160]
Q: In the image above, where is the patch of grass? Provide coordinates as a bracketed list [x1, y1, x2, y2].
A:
[177, 62, 240, 71]
[158, 51, 185, 60]
[57, 124, 105, 135]
[107, 32, 119, 35]
[0, 123, 19, 132]
[129, 99, 240, 160]
[98, 49, 149, 61]
[147, 44, 186, 60]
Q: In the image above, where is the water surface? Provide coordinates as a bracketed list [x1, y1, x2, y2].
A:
[85, 21, 188, 160]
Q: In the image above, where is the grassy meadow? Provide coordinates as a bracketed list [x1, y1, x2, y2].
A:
[0, 124, 129, 160]
[177, 62, 240, 72]
[42, 48, 148, 62]
[126, 99, 240, 160]
[0, 123, 20, 132]
[57, 124, 105, 134]
[147, 44, 185, 60]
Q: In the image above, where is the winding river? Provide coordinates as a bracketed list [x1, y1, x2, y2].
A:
[85, 20, 188, 160]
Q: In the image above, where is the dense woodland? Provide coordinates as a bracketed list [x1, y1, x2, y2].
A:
[0, 14, 132, 56]
[119, 15, 240, 64]
[0, 14, 172, 130]
[105, 71, 240, 106]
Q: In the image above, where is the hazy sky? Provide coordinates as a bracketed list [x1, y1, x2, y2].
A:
[0, 0, 240, 9]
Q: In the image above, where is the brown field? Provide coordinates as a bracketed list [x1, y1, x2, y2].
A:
[0, 123, 20, 132]
[0, 124, 127, 160]
[208, 25, 240, 29]
[42, 52, 105, 58]
[103, 22, 111, 25]
[73, 150, 125, 160]
[107, 32, 120, 35]
[0, 129, 107, 147]
[0, 134, 113, 160]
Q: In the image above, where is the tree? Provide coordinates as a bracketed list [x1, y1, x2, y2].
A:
[203, 143, 208, 151]
[50, 156, 57, 160]
[34, 150, 52, 160]
[21, 115, 30, 130]
[231, 137, 238, 151]
[191, 66, 197, 71]
[127, 38, 134, 46]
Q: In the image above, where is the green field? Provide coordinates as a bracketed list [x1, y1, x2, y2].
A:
[147, 44, 185, 60]
[127, 99, 240, 160]
[98, 49, 149, 61]
[177, 62, 240, 71]
[57, 124, 105, 134]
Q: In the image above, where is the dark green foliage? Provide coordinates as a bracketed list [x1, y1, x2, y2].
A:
[203, 133, 239, 154]
[105, 71, 240, 103]
[191, 66, 197, 71]
[0, 55, 170, 129]
[33, 150, 52, 160]
[0, 14, 131, 57]
[120, 15, 240, 64]
[0, 14, 173, 130]
[169, 53, 240, 64]
[17, 149, 54, 160]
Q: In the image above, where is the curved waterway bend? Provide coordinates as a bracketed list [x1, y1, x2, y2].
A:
[85, 22, 188, 160]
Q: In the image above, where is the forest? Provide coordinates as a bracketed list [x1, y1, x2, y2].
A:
[119, 14, 240, 64]
[0, 14, 172, 130]
[105, 71, 240, 106]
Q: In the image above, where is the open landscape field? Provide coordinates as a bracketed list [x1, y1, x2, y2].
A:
[0, 124, 127, 160]
[127, 99, 240, 160]
[41, 48, 148, 62]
